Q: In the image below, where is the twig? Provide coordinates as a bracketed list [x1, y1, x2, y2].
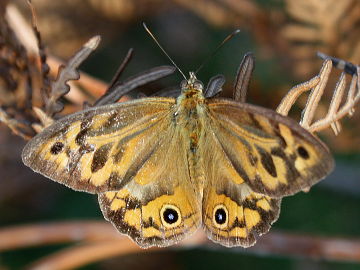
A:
[276, 76, 320, 115]
[1, 221, 360, 269]
[300, 59, 332, 129]
[27, 231, 208, 270]
[276, 56, 359, 135]
[106, 48, 134, 92]
[0, 107, 33, 140]
[309, 71, 360, 133]
[0, 221, 117, 252]
[249, 230, 360, 262]
[5, 4, 108, 104]
[94, 66, 176, 106]
[45, 35, 101, 116]
[27, 239, 147, 270]
[46, 56, 108, 103]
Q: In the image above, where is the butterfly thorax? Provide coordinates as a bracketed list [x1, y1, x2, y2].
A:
[175, 72, 206, 137]
[175, 72, 207, 192]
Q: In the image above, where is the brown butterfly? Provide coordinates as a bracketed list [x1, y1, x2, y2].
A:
[22, 28, 334, 248]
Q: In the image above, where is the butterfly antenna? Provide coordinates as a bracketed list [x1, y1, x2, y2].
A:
[195, 29, 241, 75]
[143, 23, 187, 80]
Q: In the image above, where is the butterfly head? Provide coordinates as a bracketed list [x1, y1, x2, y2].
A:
[180, 72, 204, 96]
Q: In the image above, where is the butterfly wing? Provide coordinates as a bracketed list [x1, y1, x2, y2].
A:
[99, 127, 201, 247]
[22, 97, 201, 247]
[200, 128, 281, 247]
[200, 98, 333, 247]
[205, 98, 334, 198]
[22, 98, 176, 193]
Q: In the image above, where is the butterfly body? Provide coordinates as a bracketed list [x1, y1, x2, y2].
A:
[22, 72, 334, 248]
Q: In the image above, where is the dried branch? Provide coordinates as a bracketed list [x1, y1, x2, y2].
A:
[249, 231, 360, 262]
[0, 221, 116, 252]
[276, 56, 359, 135]
[1, 222, 360, 269]
[27, 239, 147, 270]
[0, 108, 33, 140]
[27, 0, 51, 98]
[300, 59, 333, 129]
[106, 48, 134, 92]
[6, 4, 108, 104]
[309, 67, 360, 133]
[45, 36, 101, 116]
[276, 76, 321, 115]
[94, 66, 176, 106]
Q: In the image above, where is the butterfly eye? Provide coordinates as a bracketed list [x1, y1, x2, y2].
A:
[297, 146, 310, 159]
[193, 80, 204, 91]
[213, 204, 228, 228]
[180, 80, 188, 90]
[50, 142, 64, 155]
[160, 204, 182, 228]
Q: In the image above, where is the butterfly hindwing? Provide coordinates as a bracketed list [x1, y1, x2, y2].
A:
[22, 97, 176, 193]
[99, 125, 201, 247]
[200, 129, 281, 247]
[206, 98, 334, 197]
[22, 97, 202, 247]
[202, 188, 281, 247]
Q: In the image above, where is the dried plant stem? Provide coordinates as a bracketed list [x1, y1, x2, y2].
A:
[250, 230, 360, 262]
[46, 56, 108, 100]
[28, 231, 209, 270]
[5, 4, 108, 105]
[0, 108, 33, 140]
[0, 221, 117, 251]
[300, 59, 332, 129]
[1, 222, 360, 269]
[277, 57, 359, 135]
[309, 71, 360, 133]
[27, 239, 147, 270]
[276, 76, 321, 115]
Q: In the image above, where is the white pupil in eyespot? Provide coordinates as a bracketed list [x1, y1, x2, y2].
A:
[163, 208, 178, 224]
[215, 208, 227, 224]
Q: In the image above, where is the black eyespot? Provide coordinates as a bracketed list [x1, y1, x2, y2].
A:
[297, 146, 309, 159]
[50, 142, 64, 155]
[163, 208, 179, 225]
[214, 208, 227, 225]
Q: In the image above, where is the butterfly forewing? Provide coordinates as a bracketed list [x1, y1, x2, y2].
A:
[22, 97, 176, 193]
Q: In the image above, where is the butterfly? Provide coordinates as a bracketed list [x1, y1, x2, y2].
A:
[21, 60, 334, 248]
